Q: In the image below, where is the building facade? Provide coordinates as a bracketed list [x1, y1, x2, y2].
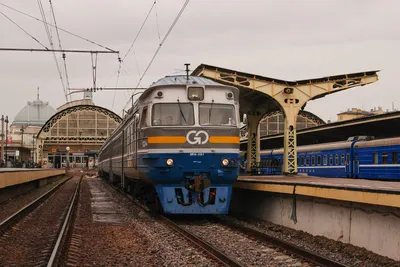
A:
[1, 91, 56, 166]
[337, 107, 386, 122]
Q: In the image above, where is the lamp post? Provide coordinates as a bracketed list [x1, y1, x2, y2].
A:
[1, 115, 4, 166]
[66, 146, 70, 169]
[5, 116, 8, 167]
[32, 134, 36, 164]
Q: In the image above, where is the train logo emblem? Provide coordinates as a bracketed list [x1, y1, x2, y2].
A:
[186, 130, 209, 145]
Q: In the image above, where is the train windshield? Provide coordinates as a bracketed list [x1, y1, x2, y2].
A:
[199, 103, 236, 126]
[152, 103, 194, 126]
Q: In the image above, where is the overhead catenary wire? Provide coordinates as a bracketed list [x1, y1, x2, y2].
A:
[0, 11, 49, 49]
[49, 0, 71, 100]
[111, 1, 157, 112]
[135, 0, 190, 88]
[154, 0, 161, 42]
[37, 0, 68, 101]
[0, 3, 117, 52]
[122, 1, 156, 62]
[122, 0, 191, 114]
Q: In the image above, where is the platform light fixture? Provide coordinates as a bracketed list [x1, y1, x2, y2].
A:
[283, 87, 294, 94]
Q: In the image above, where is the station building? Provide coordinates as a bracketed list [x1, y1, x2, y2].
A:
[35, 98, 121, 168]
[1, 90, 121, 169]
[1, 91, 56, 164]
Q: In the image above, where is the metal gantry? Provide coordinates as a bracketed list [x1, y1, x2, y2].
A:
[192, 64, 379, 174]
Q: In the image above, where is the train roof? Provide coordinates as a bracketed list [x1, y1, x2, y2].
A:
[150, 75, 223, 87]
[257, 136, 400, 155]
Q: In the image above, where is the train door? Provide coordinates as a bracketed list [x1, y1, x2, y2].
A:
[134, 113, 139, 169]
[353, 153, 360, 178]
[345, 154, 350, 177]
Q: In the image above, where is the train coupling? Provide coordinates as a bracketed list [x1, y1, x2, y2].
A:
[185, 175, 211, 193]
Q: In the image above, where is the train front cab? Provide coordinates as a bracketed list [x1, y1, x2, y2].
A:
[137, 83, 240, 214]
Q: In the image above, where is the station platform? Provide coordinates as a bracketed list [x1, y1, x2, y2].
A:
[234, 175, 400, 208]
[0, 168, 66, 189]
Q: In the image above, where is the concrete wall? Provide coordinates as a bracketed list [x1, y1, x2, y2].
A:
[230, 188, 400, 261]
[0, 175, 64, 204]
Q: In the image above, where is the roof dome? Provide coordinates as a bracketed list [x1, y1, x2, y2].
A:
[11, 88, 56, 127]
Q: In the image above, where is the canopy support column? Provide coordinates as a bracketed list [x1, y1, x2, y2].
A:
[246, 114, 263, 172]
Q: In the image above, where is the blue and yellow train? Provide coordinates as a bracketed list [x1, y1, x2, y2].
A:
[244, 136, 400, 180]
[98, 75, 241, 214]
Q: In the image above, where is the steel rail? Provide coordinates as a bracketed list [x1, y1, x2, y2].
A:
[0, 175, 72, 236]
[215, 216, 348, 267]
[47, 175, 83, 267]
[107, 182, 243, 267]
[159, 215, 243, 267]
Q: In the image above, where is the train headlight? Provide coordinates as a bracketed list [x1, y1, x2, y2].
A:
[222, 158, 229, 166]
[166, 158, 174, 166]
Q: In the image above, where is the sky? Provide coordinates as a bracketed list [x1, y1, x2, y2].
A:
[1, 0, 399, 124]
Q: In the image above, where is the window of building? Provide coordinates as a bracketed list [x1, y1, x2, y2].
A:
[393, 152, 398, 164]
[372, 152, 378, 164]
[323, 155, 328, 165]
[382, 152, 388, 164]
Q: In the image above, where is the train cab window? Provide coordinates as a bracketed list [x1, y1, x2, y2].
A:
[329, 155, 333, 165]
[317, 155, 321, 165]
[346, 154, 350, 164]
[199, 104, 236, 126]
[306, 156, 310, 165]
[382, 152, 388, 164]
[152, 103, 194, 126]
[335, 154, 339, 165]
[140, 107, 148, 127]
[323, 155, 328, 165]
[311, 156, 315, 166]
[392, 152, 398, 164]
[372, 152, 378, 164]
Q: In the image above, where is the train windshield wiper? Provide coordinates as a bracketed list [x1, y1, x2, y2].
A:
[208, 100, 214, 124]
[177, 99, 188, 124]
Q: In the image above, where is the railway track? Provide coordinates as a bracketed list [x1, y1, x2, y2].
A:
[108, 182, 243, 267]
[47, 175, 82, 266]
[0, 175, 72, 236]
[0, 175, 82, 266]
[106, 179, 348, 267]
[213, 215, 348, 267]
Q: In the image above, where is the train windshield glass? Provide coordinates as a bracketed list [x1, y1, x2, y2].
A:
[152, 103, 194, 126]
[199, 103, 236, 126]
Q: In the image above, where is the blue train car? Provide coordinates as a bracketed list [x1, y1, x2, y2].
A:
[242, 136, 400, 180]
[98, 75, 241, 214]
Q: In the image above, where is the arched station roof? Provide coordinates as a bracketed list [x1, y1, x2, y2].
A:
[37, 104, 122, 143]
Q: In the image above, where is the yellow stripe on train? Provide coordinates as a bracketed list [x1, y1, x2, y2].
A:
[209, 136, 240, 144]
[148, 136, 186, 144]
[147, 136, 240, 144]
